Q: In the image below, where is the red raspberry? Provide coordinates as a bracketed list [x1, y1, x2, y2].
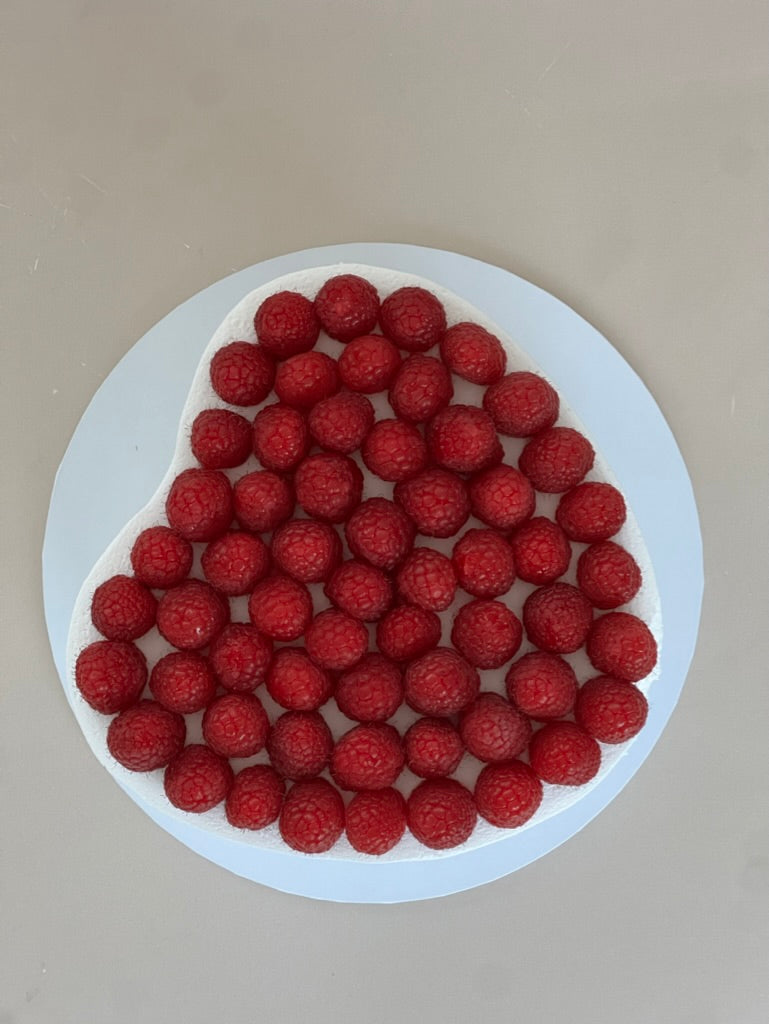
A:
[577, 541, 642, 609]
[252, 403, 309, 472]
[233, 470, 294, 533]
[556, 482, 627, 542]
[209, 340, 274, 406]
[376, 604, 441, 662]
[474, 761, 543, 828]
[529, 721, 601, 786]
[407, 778, 476, 850]
[209, 623, 273, 692]
[202, 692, 269, 758]
[335, 654, 403, 722]
[271, 519, 341, 583]
[130, 526, 192, 589]
[523, 582, 593, 654]
[190, 408, 252, 469]
[338, 334, 402, 393]
[201, 530, 270, 595]
[362, 418, 429, 482]
[459, 693, 531, 763]
[380, 286, 446, 352]
[404, 718, 464, 778]
[394, 468, 470, 537]
[305, 608, 368, 671]
[510, 517, 572, 585]
[266, 648, 333, 711]
[107, 699, 185, 771]
[164, 744, 234, 812]
[576, 675, 649, 743]
[248, 575, 313, 641]
[149, 651, 216, 714]
[156, 579, 229, 650]
[440, 322, 507, 385]
[345, 497, 415, 570]
[294, 453, 363, 523]
[452, 528, 516, 598]
[325, 560, 393, 621]
[404, 647, 480, 716]
[586, 612, 658, 682]
[505, 651, 578, 721]
[166, 468, 233, 542]
[75, 640, 147, 714]
[427, 404, 501, 474]
[388, 354, 453, 423]
[274, 351, 339, 409]
[267, 711, 333, 780]
[519, 427, 595, 493]
[254, 290, 320, 359]
[469, 463, 536, 534]
[225, 765, 285, 830]
[308, 391, 374, 453]
[314, 273, 380, 342]
[279, 778, 344, 853]
[345, 788, 407, 854]
[451, 599, 522, 669]
[483, 371, 559, 436]
[331, 722, 405, 791]
[91, 574, 156, 641]
[396, 547, 457, 611]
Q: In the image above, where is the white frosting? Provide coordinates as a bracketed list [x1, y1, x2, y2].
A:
[66, 264, 662, 862]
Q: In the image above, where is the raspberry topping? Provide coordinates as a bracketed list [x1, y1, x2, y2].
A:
[209, 340, 274, 407]
[149, 651, 216, 714]
[190, 408, 252, 469]
[337, 334, 402, 393]
[523, 582, 593, 654]
[404, 647, 480, 716]
[91, 574, 156, 641]
[209, 623, 273, 692]
[407, 778, 477, 850]
[505, 651, 578, 721]
[388, 354, 453, 423]
[394, 467, 470, 538]
[254, 291, 320, 359]
[325, 560, 393, 621]
[75, 640, 147, 714]
[577, 540, 642, 609]
[232, 470, 294, 533]
[376, 604, 442, 662]
[335, 654, 404, 722]
[474, 761, 543, 828]
[510, 517, 572, 585]
[362, 418, 429, 482]
[468, 464, 536, 531]
[271, 519, 342, 583]
[345, 788, 407, 854]
[268, 711, 333, 780]
[575, 675, 649, 743]
[274, 350, 340, 409]
[314, 273, 380, 342]
[380, 286, 447, 352]
[586, 612, 658, 682]
[107, 700, 186, 772]
[156, 580, 229, 651]
[308, 391, 374, 453]
[519, 427, 595, 493]
[166, 468, 233, 542]
[226, 765, 285, 831]
[279, 778, 344, 853]
[201, 530, 270, 595]
[330, 722, 405, 791]
[266, 648, 333, 711]
[248, 575, 313, 642]
[459, 693, 531, 762]
[451, 599, 522, 669]
[305, 608, 369, 671]
[483, 371, 558, 436]
[202, 693, 269, 758]
[396, 547, 457, 611]
[130, 526, 193, 589]
[556, 482, 627, 542]
[452, 528, 516, 598]
[345, 497, 415, 570]
[427, 404, 501, 474]
[529, 722, 601, 786]
[294, 452, 363, 523]
[404, 718, 464, 778]
[164, 744, 234, 813]
[252, 402, 309, 472]
[440, 322, 507, 385]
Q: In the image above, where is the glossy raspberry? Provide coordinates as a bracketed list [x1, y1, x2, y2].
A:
[519, 427, 595, 493]
[271, 519, 341, 583]
[226, 765, 285, 830]
[556, 482, 627, 542]
[362, 418, 429, 482]
[529, 722, 601, 786]
[294, 452, 363, 523]
[483, 371, 559, 436]
[576, 675, 648, 743]
[279, 778, 344, 853]
[314, 273, 380, 342]
[337, 334, 402, 393]
[459, 693, 531, 763]
[345, 788, 407, 854]
[91, 574, 156, 641]
[305, 608, 368, 671]
[254, 290, 320, 359]
[380, 286, 447, 352]
[505, 651, 578, 721]
[427, 404, 501, 474]
[440, 322, 507, 385]
[452, 528, 516, 598]
[396, 547, 457, 611]
[209, 340, 274, 406]
[232, 470, 294, 533]
[474, 761, 543, 828]
[166, 468, 233, 542]
[331, 723, 405, 791]
[252, 402, 309, 472]
[308, 391, 374, 453]
[107, 699, 186, 771]
[335, 654, 403, 722]
[586, 612, 658, 682]
[130, 526, 193, 589]
[267, 711, 333, 780]
[202, 692, 269, 758]
[407, 778, 477, 850]
[149, 651, 216, 714]
[510, 517, 572, 585]
[274, 351, 339, 409]
[468, 464, 536, 531]
[376, 604, 442, 662]
[404, 647, 480, 716]
[190, 408, 252, 469]
[451, 599, 522, 669]
[248, 575, 313, 641]
[388, 354, 453, 423]
[75, 640, 147, 714]
[209, 623, 273, 692]
[404, 718, 464, 778]
[201, 530, 270, 595]
[394, 468, 470, 538]
[345, 497, 415, 570]
[523, 582, 593, 654]
[266, 648, 333, 711]
[164, 744, 233, 812]
[325, 560, 393, 621]
[577, 541, 642, 609]
[156, 580, 229, 651]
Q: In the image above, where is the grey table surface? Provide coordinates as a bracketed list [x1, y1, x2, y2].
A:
[1, 2, 767, 1022]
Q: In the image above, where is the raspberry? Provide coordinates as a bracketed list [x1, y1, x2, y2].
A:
[226, 765, 285, 830]
[529, 722, 601, 786]
[427, 404, 501, 474]
[271, 519, 341, 583]
[164, 744, 234, 812]
[407, 778, 476, 850]
[396, 547, 457, 611]
[325, 560, 393, 621]
[294, 453, 363, 523]
[314, 273, 380, 342]
[209, 340, 274, 406]
[305, 608, 368, 671]
[404, 647, 480, 716]
[519, 427, 595, 493]
[254, 290, 320, 359]
[439, 322, 507, 385]
[523, 582, 593, 654]
[380, 286, 446, 352]
[505, 651, 578, 721]
[130, 526, 193, 589]
[362, 418, 429, 482]
[274, 351, 339, 409]
[344, 497, 415, 570]
[149, 651, 216, 714]
[248, 575, 313, 641]
[233, 470, 294, 533]
[577, 541, 642, 609]
[586, 612, 658, 682]
[345, 788, 407, 854]
[201, 530, 270, 595]
[556, 482, 627, 542]
[209, 623, 273, 692]
[202, 692, 269, 758]
[474, 761, 543, 828]
[75, 640, 147, 714]
[190, 408, 252, 469]
[335, 654, 403, 722]
[404, 718, 464, 778]
[510, 517, 572, 585]
[338, 334, 402, 393]
[91, 574, 156, 641]
[576, 675, 649, 743]
[459, 693, 531, 762]
[252, 403, 309, 472]
[376, 604, 441, 662]
[267, 711, 333, 780]
[483, 371, 559, 436]
[279, 778, 344, 853]
[394, 468, 470, 538]
[388, 354, 453, 423]
[451, 599, 522, 669]
[156, 580, 229, 650]
[266, 648, 333, 711]
[107, 700, 186, 771]
[166, 468, 233, 542]
[308, 391, 374, 453]
[452, 528, 516, 598]
[330, 722, 405, 791]
[468, 464, 535, 531]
